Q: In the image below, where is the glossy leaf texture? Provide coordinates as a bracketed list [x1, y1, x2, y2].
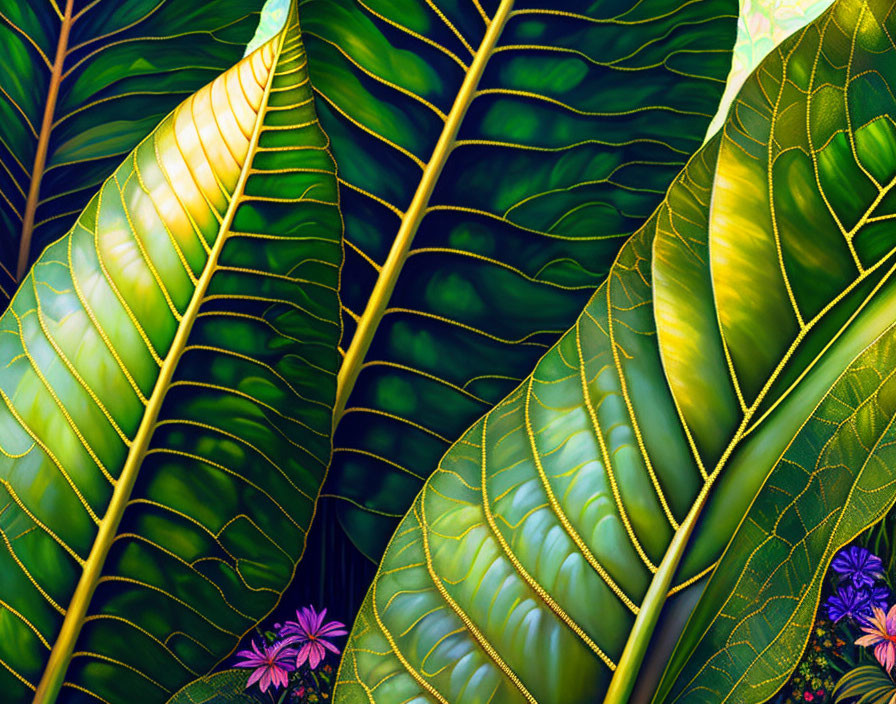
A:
[296, 0, 738, 561]
[0, 8, 342, 704]
[656, 1, 896, 700]
[331, 0, 896, 702]
[0, 0, 267, 303]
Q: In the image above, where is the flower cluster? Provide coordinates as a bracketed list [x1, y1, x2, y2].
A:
[826, 546, 896, 676]
[783, 620, 842, 703]
[783, 545, 896, 704]
[234, 605, 347, 698]
[825, 547, 888, 625]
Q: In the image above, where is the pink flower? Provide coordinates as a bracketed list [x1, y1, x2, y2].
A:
[856, 604, 896, 672]
[233, 639, 297, 693]
[279, 606, 347, 670]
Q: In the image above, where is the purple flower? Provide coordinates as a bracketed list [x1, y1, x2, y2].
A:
[233, 638, 297, 693]
[279, 606, 347, 670]
[831, 546, 884, 588]
[826, 584, 871, 623]
[865, 584, 891, 617]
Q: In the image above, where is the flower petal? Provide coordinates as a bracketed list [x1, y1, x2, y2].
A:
[247, 668, 265, 688]
[315, 608, 327, 633]
[295, 641, 313, 669]
[884, 643, 896, 674]
[321, 638, 341, 655]
[308, 642, 324, 670]
[272, 666, 289, 689]
[259, 669, 272, 694]
[318, 621, 347, 636]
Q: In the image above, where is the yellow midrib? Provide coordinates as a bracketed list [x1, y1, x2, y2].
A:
[30, 20, 290, 704]
[332, 0, 516, 423]
[17, 0, 74, 282]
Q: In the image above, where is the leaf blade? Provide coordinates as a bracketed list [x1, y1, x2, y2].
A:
[299, 0, 739, 563]
[0, 0, 268, 304]
[334, 1, 896, 702]
[0, 7, 343, 702]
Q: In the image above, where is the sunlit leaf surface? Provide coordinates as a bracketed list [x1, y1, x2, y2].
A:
[0, 8, 342, 703]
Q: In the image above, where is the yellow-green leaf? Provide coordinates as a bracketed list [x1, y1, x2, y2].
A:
[0, 6, 342, 703]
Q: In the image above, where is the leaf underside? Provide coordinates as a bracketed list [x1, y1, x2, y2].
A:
[0, 10, 342, 703]
[332, 1, 896, 702]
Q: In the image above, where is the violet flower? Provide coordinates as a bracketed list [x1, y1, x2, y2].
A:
[279, 606, 347, 670]
[826, 584, 870, 623]
[856, 605, 896, 673]
[863, 584, 891, 619]
[233, 638, 297, 693]
[831, 546, 884, 588]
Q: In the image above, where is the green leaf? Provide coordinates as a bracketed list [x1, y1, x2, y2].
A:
[166, 670, 258, 704]
[332, 1, 896, 702]
[653, 1, 896, 699]
[296, 0, 738, 561]
[0, 0, 267, 305]
[0, 7, 342, 703]
[833, 666, 896, 704]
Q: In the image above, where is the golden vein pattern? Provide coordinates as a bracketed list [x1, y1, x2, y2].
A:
[0, 7, 342, 703]
[334, 2, 896, 703]
[296, 0, 738, 560]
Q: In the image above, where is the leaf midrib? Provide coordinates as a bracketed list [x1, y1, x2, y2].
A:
[606, 137, 896, 702]
[331, 0, 516, 423]
[17, 0, 74, 282]
[30, 19, 289, 704]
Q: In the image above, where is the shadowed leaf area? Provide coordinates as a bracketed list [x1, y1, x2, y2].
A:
[333, 1, 896, 702]
[0, 0, 266, 305]
[296, 0, 739, 562]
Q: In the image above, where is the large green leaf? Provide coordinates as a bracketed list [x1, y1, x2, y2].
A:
[0, 7, 342, 703]
[832, 666, 896, 704]
[653, 1, 896, 700]
[332, 1, 896, 702]
[0, 0, 267, 305]
[296, 0, 738, 561]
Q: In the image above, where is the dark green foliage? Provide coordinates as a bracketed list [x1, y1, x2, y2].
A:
[0, 1, 266, 304]
[297, 0, 738, 561]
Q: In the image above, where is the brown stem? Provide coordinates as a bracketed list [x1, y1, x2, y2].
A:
[16, 0, 74, 281]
